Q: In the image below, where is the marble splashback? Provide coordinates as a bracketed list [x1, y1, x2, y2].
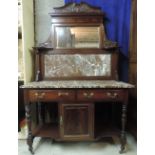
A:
[44, 54, 111, 78]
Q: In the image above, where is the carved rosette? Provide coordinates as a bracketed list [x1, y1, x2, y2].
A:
[103, 40, 118, 49]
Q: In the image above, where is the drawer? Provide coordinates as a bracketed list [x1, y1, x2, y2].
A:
[29, 90, 75, 102]
[77, 90, 124, 101]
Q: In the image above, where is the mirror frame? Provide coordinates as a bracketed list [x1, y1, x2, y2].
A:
[51, 24, 105, 49]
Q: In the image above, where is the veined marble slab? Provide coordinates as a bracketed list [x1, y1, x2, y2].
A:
[21, 80, 134, 89]
[44, 54, 111, 78]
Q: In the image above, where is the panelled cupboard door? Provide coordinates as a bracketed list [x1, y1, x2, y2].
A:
[59, 103, 94, 140]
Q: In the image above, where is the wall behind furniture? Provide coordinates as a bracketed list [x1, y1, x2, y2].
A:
[21, 0, 35, 83]
[34, 0, 64, 44]
[21, 0, 64, 82]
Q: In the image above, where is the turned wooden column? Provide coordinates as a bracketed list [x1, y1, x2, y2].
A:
[120, 91, 128, 154]
[24, 91, 34, 154]
[25, 103, 34, 154]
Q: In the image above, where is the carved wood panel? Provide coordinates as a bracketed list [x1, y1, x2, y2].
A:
[52, 2, 102, 14]
[59, 103, 94, 140]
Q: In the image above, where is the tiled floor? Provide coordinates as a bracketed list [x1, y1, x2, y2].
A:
[18, 134, 137, 155]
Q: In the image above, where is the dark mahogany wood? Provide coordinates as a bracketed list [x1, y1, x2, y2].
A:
[24, 89, 128, 149]
[51, 2, 103, 14]
[59, 103, 94, 140]
[24, 90, 34, 154]
[120, 91, 128, 153]
[29, 90, 76, 102]
[77, 89, 124, 101]
[22, 2, 133, 154]
[38, 102, 44, 125]
[33, 1, 118, 82]
[24, 88, 129, 153]
[32, 123, 59, 139]
[128, 0, 137, 139]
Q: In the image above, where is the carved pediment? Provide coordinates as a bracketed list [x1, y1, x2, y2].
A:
[53, 2, 102, 14]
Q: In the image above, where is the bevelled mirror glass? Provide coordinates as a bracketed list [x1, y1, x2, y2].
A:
[55, 27, 100, 48]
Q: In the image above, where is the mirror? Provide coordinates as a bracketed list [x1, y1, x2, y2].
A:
[44, 54, 111, 78]
[55, 27, 100, 48]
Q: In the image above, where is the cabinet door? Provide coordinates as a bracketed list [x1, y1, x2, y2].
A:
[59, 103, 94, 140]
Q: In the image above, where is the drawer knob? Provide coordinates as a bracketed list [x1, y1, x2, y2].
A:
[35, 92, 45, 99]
[58, 92, 69, 97]
[107, 92, 118, 99]
[83, 92, 94, 98]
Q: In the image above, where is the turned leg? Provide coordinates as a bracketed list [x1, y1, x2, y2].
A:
[119, 103, 127, 154]
[25, 103, 34, 154]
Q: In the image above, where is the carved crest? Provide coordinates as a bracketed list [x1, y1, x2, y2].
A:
[53, 2, 102, 13]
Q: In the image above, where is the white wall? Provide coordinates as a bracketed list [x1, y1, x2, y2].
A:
[21, 0, 35, 83]
[35, 0, 64, 44]
[21, 0, 65, 83]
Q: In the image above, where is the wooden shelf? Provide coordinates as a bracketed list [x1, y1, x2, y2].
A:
[95, 124, 120, 140]
[32, 122, 120, 141]
[32, 123, 60, 139]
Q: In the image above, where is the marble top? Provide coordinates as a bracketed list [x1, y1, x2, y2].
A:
[21, 80, 134, 89]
